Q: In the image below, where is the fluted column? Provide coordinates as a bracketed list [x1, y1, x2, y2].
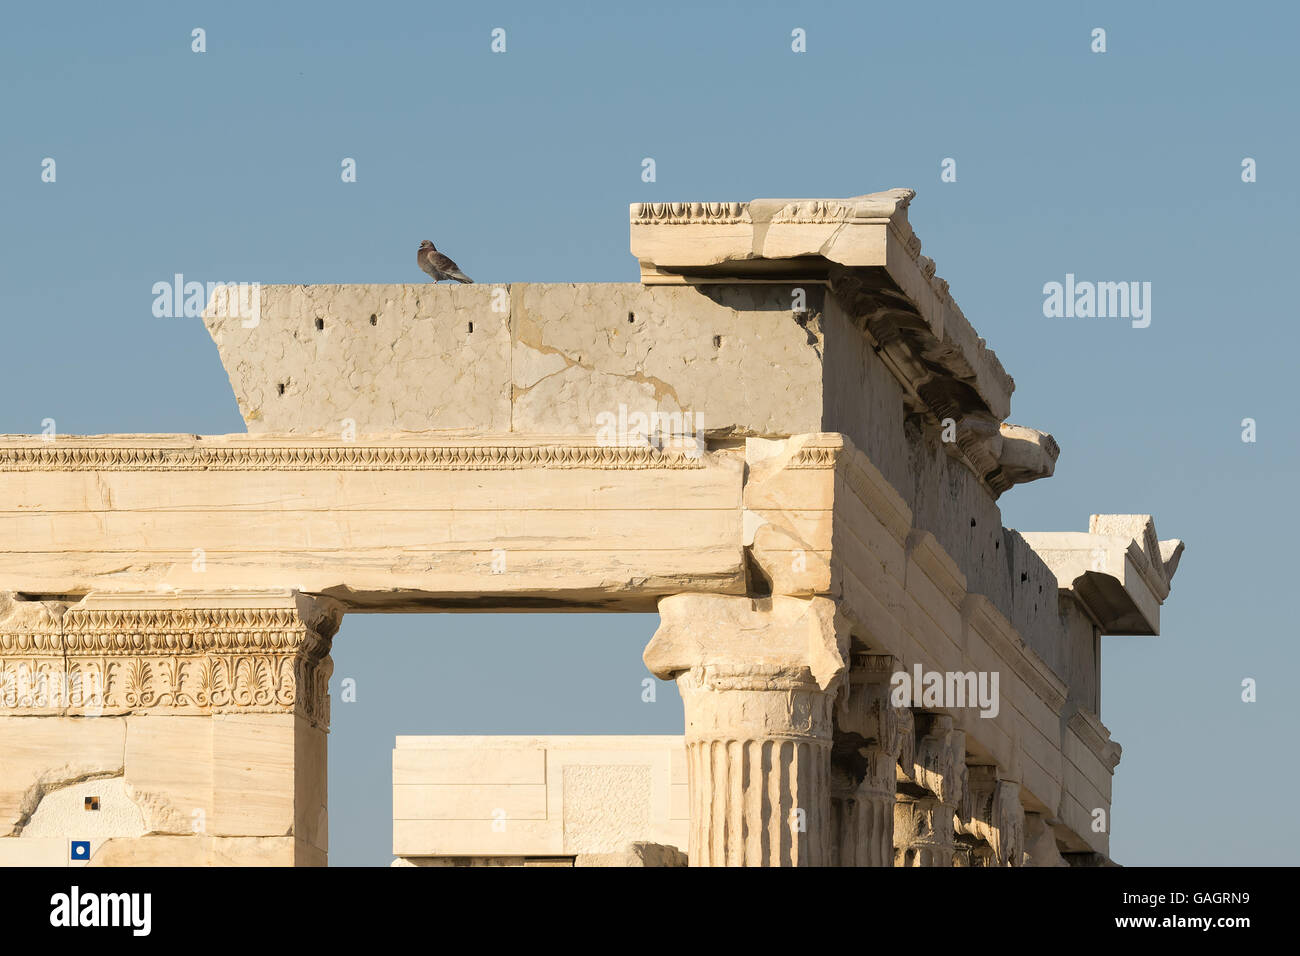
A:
[894, 713, 965, 867]
[645, 594, 849, 866]
[831, 652, 913, 866]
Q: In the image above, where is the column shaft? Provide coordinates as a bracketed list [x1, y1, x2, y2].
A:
[645, 594, 849, 867]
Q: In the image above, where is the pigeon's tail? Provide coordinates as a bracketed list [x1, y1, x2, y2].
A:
[448, 271, 474, 284]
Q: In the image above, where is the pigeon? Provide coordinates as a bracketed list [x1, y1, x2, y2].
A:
[417, 240, 473, 283]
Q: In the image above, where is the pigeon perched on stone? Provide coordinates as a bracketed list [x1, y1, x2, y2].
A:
[417, 240, 473, 283]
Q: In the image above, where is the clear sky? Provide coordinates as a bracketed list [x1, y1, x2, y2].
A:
[3, 1, 1295, 866]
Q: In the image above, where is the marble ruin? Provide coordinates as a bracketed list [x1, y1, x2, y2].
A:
[392, 736, 688, 867]
[0, 189, 1181, 866]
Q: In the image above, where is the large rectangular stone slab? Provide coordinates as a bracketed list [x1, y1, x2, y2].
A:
[0, 434, 747, 611]
[392, 736, 687, 860]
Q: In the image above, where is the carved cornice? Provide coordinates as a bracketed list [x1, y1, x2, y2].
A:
[1068, 709, 1123, 773]
[0, 442, 706, 472]
[59, 604, 341, 642]
[785, 445, 841, 470]
[630, 192, 917, 228]
[0, 594, 340, 727]
[769, 195, 913, 225]
[628, 189, 1036, 501]
[771, 200, 857, 224]
[783, 434, 914, 546]
[1089, 514, 1182, 602]
[1021, 515, 1184, 635]
[629, 202, 751, 225]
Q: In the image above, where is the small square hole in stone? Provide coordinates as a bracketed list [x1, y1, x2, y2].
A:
[85, 796, 100, 811]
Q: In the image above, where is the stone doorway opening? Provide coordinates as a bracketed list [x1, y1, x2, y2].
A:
[325, 611, 674, 866]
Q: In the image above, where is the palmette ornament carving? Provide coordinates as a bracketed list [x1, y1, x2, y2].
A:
[0, 595, 340, 728]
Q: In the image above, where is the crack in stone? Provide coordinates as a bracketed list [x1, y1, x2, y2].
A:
[9, 768, 123, 836]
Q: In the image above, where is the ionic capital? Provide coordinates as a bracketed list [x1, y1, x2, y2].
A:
[956, 765, 1025, 866]
[904, 713, 966, 810]
[645, 594, 850, 865]
[646, 594, 850, 742]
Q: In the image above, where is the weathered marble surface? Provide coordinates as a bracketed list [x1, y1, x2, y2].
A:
[204, 283, 826, 440]
[0, 190, 1185, 867]
[391, 736, 688, 863]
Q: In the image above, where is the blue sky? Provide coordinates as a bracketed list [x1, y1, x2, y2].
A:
[3, 1, 1295, 865]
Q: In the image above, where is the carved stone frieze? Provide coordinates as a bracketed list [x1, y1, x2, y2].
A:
[0, 591, 341, 729]
[0, 441, 705, 472]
